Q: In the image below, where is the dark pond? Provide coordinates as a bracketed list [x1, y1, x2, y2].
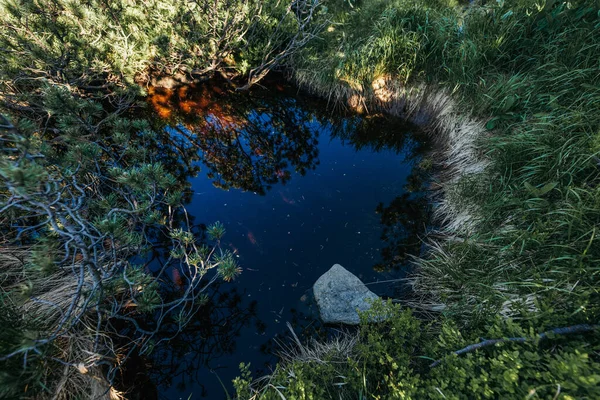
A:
[134, 77, 430, 399]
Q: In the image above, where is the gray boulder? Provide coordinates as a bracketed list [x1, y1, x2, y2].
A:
[313, 264, 379, 325]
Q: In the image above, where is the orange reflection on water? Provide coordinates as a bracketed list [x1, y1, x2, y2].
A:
[147, 82, 246, 133]
[147, 86, 174, 119]
[147, 78, 320, 195]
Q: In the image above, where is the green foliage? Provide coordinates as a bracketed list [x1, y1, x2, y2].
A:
[214, 250, 242, 282]
[27, 238, 59, 276]
[238, 301, 600, 399]
[0, 295, 46, 398]
[0, 0, 313, 93]
[2, 0, 600, 396]
[207, 221, 227, 241]
[0, 0, 307, 393]
[137, 282, 162, 313]
[232, 363, 253, 400]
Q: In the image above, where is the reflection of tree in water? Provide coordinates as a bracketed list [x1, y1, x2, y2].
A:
[142, 78, 435, 393]
[148, 82, 320, 195]
[116, 284, 262, 399]
[145, 283, 263, 397]
[113, 209, 261, 398]
[374, 161, 432, 272]
[331, 112, 426, 155]
[149, 80, 435, 271]
[331, 111, 432, 273]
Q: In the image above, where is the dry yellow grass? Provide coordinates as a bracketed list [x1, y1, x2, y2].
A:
[0, 247, 123, 400]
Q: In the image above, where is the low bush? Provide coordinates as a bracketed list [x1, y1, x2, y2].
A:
[236, 300, 600, 399]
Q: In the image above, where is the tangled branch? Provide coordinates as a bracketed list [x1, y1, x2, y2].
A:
[0, 101, 238, 393]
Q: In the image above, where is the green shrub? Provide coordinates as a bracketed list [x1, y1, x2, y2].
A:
[237, 301, 600, 399]
[0, 294, 47, 398]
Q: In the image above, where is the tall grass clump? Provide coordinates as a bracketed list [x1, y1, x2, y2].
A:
[413, 0, 600, 326]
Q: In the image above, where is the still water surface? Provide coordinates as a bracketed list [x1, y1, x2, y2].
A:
[140, 78, 430, 399]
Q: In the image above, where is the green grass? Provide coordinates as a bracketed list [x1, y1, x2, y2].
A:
[288, 0, 600, 326]
[2, 0, 600, 397]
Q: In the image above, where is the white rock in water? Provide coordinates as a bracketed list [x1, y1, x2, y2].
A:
[313, 264, 380, 325]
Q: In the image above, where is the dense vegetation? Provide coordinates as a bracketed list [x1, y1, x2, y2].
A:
[234, 300, 600, 399]
[288, 0, 600, 325]
[1, 0, 599, 399]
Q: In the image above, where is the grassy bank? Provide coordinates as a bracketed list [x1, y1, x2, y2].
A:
[236, 0, 600, 398]
[290, 0, 600, 332]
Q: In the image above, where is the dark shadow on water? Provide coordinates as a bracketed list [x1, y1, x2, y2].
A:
[148, 284, 262, 397]
[374, 159, 433, 274]
[116, 282, 261, 400]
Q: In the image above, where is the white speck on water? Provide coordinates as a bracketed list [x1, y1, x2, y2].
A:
[224, 203, 227, 206]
